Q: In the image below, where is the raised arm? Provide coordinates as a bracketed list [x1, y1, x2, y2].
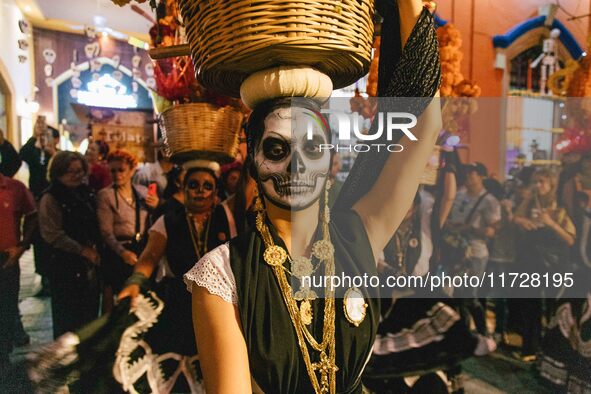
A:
[354, 98, 441, 260]
[352, 0, 442, 261]
[192, 285, 251, 393]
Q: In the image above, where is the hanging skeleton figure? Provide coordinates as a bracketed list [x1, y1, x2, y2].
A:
[531, 28, 561, 95]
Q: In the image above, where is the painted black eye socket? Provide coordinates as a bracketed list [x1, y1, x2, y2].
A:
[187, 180, 215, 191]
[263, 137, 290, 161]
[303, 135, 325, 159]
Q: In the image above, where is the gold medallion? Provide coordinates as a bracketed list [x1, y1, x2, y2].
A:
[300, 299, 313, 325]
[343, 287, 368, 327]
[264, 245, 287, 267]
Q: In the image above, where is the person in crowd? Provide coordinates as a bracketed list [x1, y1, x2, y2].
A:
[562, 153, 591, 229]
[576, 191, 591, 269]
[381, 191, 431, 278]
[219, 161, 242, 200]
[19, 117, 59, 198]
[484, 178, 515, 346]
[153, 164, 186, 219]
[434, 147, 463, 229]
[20, 118, 60, 298]
[426, 146, 463, 276]
[557, 151, 582, 208]
[97, 150, 158, 311]
[0, 171, 37, 371]
[367, 190, 495, 393]
[210, 157, 257, 244]
[39, 151, 101, 338]
[0, 128, 22, 178]
[115, 162, 223, 392]
[84, 140, 111, 192]
[513, 168, 576, 362]
[133, 149, 173, 199]
[445, 162, 501, 336]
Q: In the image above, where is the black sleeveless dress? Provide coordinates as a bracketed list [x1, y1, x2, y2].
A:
[229, 210, 380, 394]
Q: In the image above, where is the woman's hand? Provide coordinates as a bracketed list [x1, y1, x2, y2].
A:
[121, 250, 138, 265]
[81, 246, 99, 265]
[145, 194, 159, 209]
[515, 217, 539, 231]
[118, 284, 140, 307]
[539, 210, 556, 227]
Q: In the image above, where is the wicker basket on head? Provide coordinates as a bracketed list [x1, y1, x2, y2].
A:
[179, 0, 375, 97]
[160, 102, 243, 164]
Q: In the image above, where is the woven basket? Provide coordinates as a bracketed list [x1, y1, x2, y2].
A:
[160, 103, 243, 164]
[420, 145, 441, 186]
[179, 0, 375, 96]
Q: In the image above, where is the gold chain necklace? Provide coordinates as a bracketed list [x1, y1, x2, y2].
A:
[255, 200, 337, 394]
[186, 211, 211, 260]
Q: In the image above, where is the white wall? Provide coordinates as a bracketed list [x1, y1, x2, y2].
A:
[0, 0, 34, 146]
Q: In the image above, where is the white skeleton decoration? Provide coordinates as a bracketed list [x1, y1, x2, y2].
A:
[530, 28, 561, 95]
[254, 106, 330, 211]
[113, 292, 204, 394]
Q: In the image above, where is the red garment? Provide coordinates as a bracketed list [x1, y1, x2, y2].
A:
[0, 174, 36, 251]
[88, 163, 112, 192]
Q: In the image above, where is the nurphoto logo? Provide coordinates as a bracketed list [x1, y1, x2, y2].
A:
[309, 110, 419, 152]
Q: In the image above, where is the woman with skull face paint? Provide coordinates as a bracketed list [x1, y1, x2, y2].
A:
[115, 161, 223, 392]
[184, 1, 442, 393]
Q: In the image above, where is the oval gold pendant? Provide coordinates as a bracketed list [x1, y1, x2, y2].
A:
[300, 300, 313, 325]
[343, 287, 367, 327]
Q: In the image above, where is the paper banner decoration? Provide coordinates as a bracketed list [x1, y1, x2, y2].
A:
[43, 48, 56, 64]
[18, 20, 30, 34]
[44, 64, 53, 77]
[132, 69, 141, 80]
[45, 77, 54, 87]
[90, 59, 102, 72]
[132, 54, 141, 69]
[132, 81, 139, 93]
[85, 26, 96, 39]
[84, 42, 100, 59]
[92, 73, 100, 81]
[71, 77, 82, 89]
[18, 55, 27, 63]
[112, 55, 120, 69]
[146, 77, 156, 89]
[18, 39, 29, 50]
[70, 89, 78, 98]
[112, 70, 123, 82]
[144, 63, 154, 77]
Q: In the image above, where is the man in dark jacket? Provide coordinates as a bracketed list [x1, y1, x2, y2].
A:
[0, 129, 22, 178]
[19, 117, 59, 198]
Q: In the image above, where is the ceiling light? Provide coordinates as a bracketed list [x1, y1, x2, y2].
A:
[102, 31, 109, 38]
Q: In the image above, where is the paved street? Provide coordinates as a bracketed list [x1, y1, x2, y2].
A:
[1, 250, 550, 393]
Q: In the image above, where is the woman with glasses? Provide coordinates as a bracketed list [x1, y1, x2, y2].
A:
[39, 151, 102, 338]
[97, 150, 159, 312]
[115, 162, 222, 393]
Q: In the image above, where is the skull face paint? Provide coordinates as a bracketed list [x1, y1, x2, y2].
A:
[254, 107, 330, 210]
[184, 170, 217, 214]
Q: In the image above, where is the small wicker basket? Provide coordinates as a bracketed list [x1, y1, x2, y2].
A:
[178, 0, 375, 96]
[160, 102, 243, 164]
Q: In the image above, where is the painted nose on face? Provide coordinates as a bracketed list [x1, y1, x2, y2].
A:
[287, 151, 306, 175]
